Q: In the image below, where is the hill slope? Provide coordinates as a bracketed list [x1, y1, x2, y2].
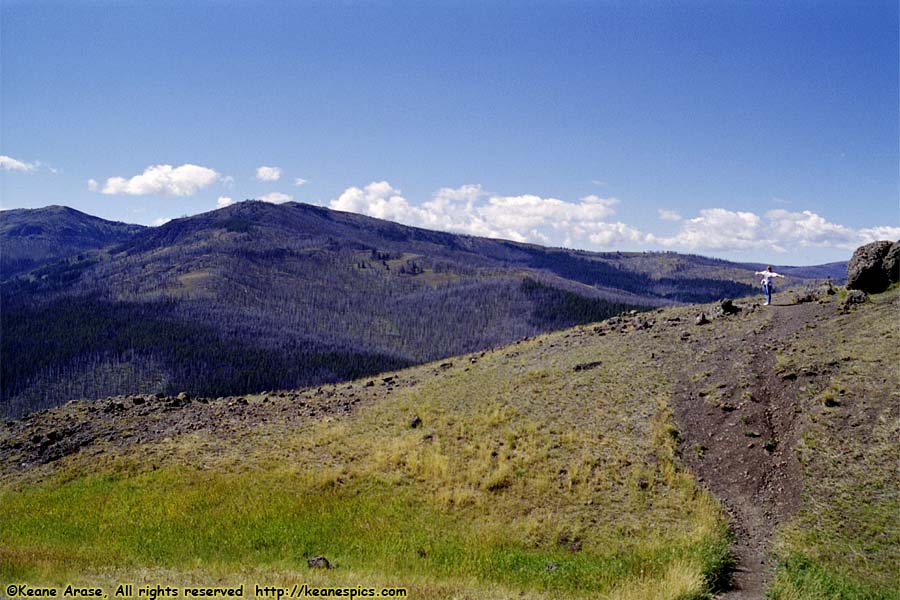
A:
[1, 201, 841, 418]
[0, 205, 145, 278]
[1, 284, 896, 599]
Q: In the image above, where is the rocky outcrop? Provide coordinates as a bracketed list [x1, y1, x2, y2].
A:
[883, 241, 900, 285]
[847, 241, 895, 293]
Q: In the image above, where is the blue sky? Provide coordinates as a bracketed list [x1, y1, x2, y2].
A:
[2, 0, 897, 264]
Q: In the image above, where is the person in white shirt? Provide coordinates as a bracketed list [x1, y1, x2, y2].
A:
[755, 266, 784, 305]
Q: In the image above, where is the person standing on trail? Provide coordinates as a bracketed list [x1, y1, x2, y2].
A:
[755, 266, 784, 306]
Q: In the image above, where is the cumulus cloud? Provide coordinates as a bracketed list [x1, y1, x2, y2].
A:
[653, 208, 765, 251]
[858, 225, 900, 243]
[152, 217, 171, 227]
[328, 181, 898, 255]
[258, 191, 293, 204]
[87, 179, 99, 191]
[655, 207, 900, 253]
[217, 196, 234, 208]
[765, 209, 856, 248]
[1, 155, 38, 172]
[294, 178, 308, 186]
[100, 164, 220, 196]
[256, 166, 281, 181]
[330, 181, 646, 248]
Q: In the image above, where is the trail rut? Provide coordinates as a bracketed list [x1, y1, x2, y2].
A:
[673, 301, 821, 598]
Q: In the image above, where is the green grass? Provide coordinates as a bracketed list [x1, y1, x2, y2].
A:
[769, 288, 900, 599]
[0, 467, 726, 598]
[768, 554, 899, 600]
[0, 311, 733, 599]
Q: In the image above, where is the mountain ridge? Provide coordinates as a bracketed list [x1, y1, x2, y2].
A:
[1, 202, 846, 418]
[0, 205, 145, 278]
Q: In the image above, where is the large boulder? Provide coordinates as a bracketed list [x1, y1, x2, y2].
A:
[847, 240, 893, 293]
[883, 241, 900, 285]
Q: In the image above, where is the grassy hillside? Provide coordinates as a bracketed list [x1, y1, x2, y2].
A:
[767, 288, 899, 599]
[1, 304, 734, 599]
[3, 285, 895, 598]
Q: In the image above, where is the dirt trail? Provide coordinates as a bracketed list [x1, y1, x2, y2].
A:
[673, 300, 822, 599]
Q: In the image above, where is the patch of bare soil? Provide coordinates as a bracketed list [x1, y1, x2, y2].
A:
[673, 300, 824, 599]
[0, 373, 417, 479]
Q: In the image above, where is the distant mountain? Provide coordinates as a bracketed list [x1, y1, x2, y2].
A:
[0, 201, 843, 417]
[0, 205, 145, 278]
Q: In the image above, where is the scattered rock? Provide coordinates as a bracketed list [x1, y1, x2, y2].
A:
[307, 556, 331, 569]
[695, 313, 710, 325]
[720, 299, 740, 315]
[819, 281, 837, 296]
[439, 362, 453, 369]
[410, 415, 422, 429]
[847, 240, 893, 293]
[573, 361, 602, 372]
[545, 563, 558, 572]
[841, 289, 867, 310]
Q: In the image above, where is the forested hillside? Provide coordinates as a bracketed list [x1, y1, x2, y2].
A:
[0, 201, 840, 417]
[0, 205, 144, 278]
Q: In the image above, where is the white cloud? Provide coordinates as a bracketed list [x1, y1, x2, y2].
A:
[256, 166, 281, 182]
[217, 196, 234, 208]
[1, 155, 38, 172]
[294, 178, 308, 186]
[587, 222, 646, 245]
[152, 217, 171, 227]
[328, 181, 897, 255]
[765, 209, 856, 248]
[258, 191, 293, 204]
[858, 225, 900, 243]
[87, 179, 99, 191]
[655, 207, 900, 253]
[331, 181, 415, 223]
[222, 175, 235, 188]
[100, 164, 220, 196]
[330, 182, 646, 248]
[652, 208, 767, 251]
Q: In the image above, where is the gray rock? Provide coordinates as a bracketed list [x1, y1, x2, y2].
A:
[573, 361, 602, 372]
[307, 555, 331, 569]
[720, 299, 740, 315]
[841, 289, 867, 309]
[883, 240, 900, 284]
[695, 312, 710, 325]
[847, 240, 893, 293]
